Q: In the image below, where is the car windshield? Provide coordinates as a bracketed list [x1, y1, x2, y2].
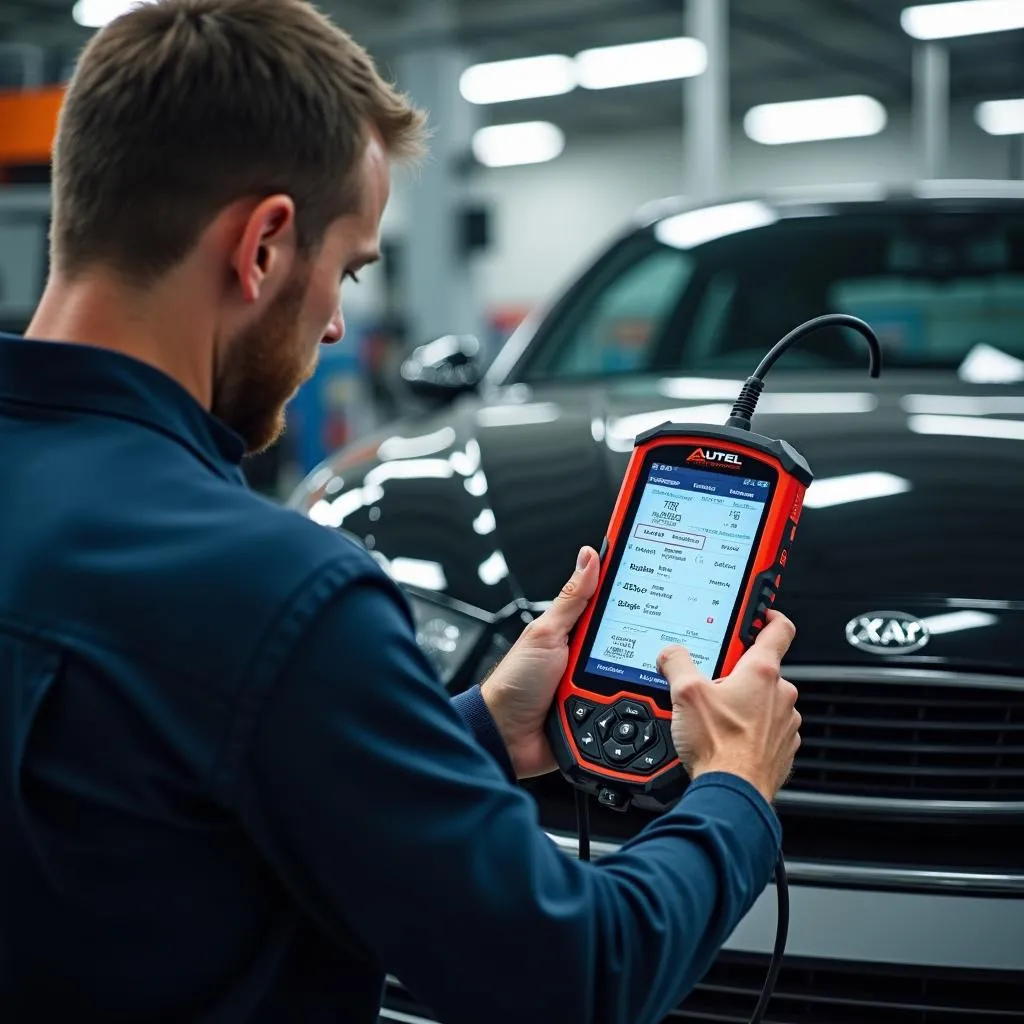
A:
[516, 205, 1024, 380]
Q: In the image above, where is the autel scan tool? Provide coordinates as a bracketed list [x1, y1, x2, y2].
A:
[545, 314, 883, 1024]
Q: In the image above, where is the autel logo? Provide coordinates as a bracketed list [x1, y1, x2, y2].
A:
[687, 447, 743, 467]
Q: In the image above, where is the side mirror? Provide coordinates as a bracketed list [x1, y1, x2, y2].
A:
[400, 334, 482, 403]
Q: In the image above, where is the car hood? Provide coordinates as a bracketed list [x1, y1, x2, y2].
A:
[292, 371, 1024, 672]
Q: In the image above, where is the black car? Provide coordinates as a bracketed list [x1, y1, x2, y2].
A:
[290, 181, 1024, 1023]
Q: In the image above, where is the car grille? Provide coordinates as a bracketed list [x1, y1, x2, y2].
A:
[380, 955, 1024, 1023]
[786, 668, 1024, 804]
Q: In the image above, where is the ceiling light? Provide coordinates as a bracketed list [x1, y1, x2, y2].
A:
[901, 1, 1024, 40]
[574, 37, 707, 90]
[975, 98, 1024, 134]
[72, 0, 155, 27]
[744, 95, 887, 145]
[655, 201, 778, 249]
[459, 55, 576, 105]
[472, 121, 565, 168]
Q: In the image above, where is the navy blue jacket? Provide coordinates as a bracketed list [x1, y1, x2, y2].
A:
[0, 333, 781, 1024]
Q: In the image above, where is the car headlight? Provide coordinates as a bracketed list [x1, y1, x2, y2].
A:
[404, 591, 488, 686]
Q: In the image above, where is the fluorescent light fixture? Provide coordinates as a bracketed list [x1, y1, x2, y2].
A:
[472, 121, 565, 168]
[459, 55, 576, 105]
[655, 200, 777, 249]
[574, 37, 707, 90]
[744, 95, 887, 145]
[908, 413, 1024, 441]
[72, 0, 155, 27]
[975, 98, 1024, 135]
[901, 0, 1024, 40]
[803, 472, 911, 509]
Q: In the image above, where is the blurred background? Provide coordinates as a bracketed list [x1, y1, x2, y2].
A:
[2, 0, 1024, 497]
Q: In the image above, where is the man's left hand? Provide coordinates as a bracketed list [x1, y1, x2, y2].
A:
[480, 545, 600, 778]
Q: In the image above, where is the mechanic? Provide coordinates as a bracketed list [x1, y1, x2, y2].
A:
[0, 2, 802, 1022]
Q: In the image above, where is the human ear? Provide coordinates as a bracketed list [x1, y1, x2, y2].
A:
[232, 194, 298, 305]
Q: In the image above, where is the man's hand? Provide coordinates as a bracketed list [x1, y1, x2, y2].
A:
[657, 610, 802, 804]
[480, 545, 600, 778]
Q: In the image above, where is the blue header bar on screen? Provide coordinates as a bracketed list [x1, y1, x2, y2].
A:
[645, 465, 770, 504]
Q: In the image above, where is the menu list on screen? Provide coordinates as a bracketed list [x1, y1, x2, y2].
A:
[585, 463, 770, 691]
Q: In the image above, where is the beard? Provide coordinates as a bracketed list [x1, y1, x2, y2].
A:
[212, 265, 319, 455]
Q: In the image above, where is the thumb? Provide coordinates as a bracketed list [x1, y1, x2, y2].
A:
[730, 608, 796, 676]
[539, 545, 600, 636]
[656, 644, 707, 686]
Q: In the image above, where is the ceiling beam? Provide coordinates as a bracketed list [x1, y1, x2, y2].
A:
[351, 0, 671, 56]
[730, 9, 910, 98]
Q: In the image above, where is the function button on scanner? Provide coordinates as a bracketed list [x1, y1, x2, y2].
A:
[630, 737, 668, 774]
[599, 536, 609, 561]
[616, 700, 649, 720]
[634, 720, 657, 752]
[568, 698, 594, 724]
[574, 725, 603, 764]
[657, 718, 675, 749]
[613, 721, 637, 743]
[603, 738, 636, 764]
[596, 708, 617, 739]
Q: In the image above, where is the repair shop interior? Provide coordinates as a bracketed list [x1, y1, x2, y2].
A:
[2, 1, 1023, 1021]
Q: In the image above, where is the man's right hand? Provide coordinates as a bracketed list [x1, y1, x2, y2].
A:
[657, 610, 801, 804]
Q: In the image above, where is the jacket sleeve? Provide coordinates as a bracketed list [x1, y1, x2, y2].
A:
[226, 566, 781, 1024]
[449, 683, 517, 783]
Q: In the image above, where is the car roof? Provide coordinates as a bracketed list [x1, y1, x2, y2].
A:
[632, 179, 1024, 229]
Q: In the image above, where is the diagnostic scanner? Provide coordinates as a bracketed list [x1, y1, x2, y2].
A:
[545, 313, 882, 1024]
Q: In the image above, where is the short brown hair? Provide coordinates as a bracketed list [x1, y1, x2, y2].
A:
[51, 0, 426, 282]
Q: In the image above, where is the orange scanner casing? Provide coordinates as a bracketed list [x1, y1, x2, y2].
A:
[544, 422, 813, 813]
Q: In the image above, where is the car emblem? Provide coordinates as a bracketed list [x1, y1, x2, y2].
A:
[845, 611, 929, 655]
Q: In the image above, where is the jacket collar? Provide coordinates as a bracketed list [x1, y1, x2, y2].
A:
[0, 333, 248, 482]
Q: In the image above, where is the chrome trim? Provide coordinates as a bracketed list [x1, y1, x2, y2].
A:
[777, 789, 1024, 815]
[545, 832, 1024, 895]
[785, 663, 1024, 692]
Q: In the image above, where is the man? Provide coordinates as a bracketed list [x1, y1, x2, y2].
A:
[0, 2, 801, 1022]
